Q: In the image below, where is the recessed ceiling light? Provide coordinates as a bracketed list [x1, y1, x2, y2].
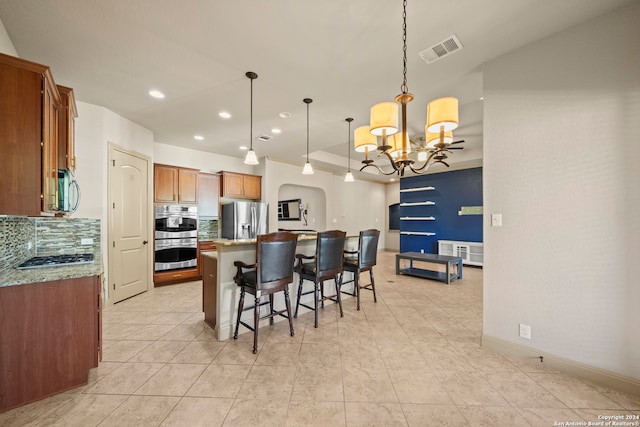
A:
[278, 112, 291, 119]
[194, 135, 204, 141]
[239, 146, 248, 151]
[389, 178, 396, 182]
[219, 111, 232, 119]
[148, 90, 165, 99]
[271, 128, 282, 134]
[480, 97, 484, 101]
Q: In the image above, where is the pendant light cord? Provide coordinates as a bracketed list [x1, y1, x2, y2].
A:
[250, 76, 253, 150]
[303, 98, 313, 162]
[401, 0, 408, 94]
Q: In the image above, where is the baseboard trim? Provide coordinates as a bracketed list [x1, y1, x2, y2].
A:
[482, 334, 640, 397]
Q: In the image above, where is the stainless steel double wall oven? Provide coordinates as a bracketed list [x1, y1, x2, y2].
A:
[154, 205, 198, 272]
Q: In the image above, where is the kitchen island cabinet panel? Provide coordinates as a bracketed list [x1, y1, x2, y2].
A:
[0, 276, 101, 413]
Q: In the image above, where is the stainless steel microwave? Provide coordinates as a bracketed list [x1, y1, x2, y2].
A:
[57, 169, 80, 213]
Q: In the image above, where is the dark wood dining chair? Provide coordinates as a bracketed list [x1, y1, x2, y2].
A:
[341, 229, 380, 310]
[233, 231, 298, 353]
[293, 230, 346, 328]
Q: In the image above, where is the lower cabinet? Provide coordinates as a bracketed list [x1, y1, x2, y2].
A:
[153, 268, 199, 286]
[0, 276, 101, 413]
[438, 240, 484, 266]
[202, 253, 217, 330]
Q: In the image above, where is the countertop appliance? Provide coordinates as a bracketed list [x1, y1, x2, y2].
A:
[58, 169, 81, 213]
[17, 253, 94, 270]
[221, 201, 268, 240]
[154, 205, 198, 272]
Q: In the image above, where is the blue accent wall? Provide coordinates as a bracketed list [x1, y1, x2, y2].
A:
[400, 167, 483, 254]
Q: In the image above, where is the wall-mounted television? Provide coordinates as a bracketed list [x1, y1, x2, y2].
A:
[278, 199, 302, 221]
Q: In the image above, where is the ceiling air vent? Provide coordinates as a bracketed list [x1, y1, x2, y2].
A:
[418, 34, 464, 64]
[257, 135, 272, 142]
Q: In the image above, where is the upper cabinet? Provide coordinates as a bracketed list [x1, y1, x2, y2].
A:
[154, 163, 198, 204]
[198, 173, 220, 218]
[57, 85, 77, 171]
[220, 171, 262, 200]
[0, 52, 61, 216]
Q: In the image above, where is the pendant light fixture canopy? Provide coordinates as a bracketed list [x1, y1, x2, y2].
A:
[302, 98, 314, 175]
[244, 71, 259, 165]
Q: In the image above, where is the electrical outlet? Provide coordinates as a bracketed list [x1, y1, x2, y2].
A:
[81, 238, 94, 245]
[519, 324, 531, 339]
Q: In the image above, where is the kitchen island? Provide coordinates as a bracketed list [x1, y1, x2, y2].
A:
[205, 234, 357, 341]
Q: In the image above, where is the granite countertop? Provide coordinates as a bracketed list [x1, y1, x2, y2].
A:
[212, 234, 320, 247]
[0, 253, 104, 288]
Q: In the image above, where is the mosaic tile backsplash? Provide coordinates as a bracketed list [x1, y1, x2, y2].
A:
[0, 216, 101, 271]
[198, 219, 219, 241]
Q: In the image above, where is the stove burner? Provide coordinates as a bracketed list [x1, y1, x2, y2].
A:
[17, 253, 95, 270]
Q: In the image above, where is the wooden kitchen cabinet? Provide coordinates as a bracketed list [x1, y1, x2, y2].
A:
[153, 268, 199, 286]
[197, 241, 217, 278]
[154, 163, 199, 204]
[57, 85, 78, 171]
[0, 276, 101, 413]
[0, 52, 61, 216]
[202, 253, 218, 329]
[220, 171, 262, 200]
[198, 173, 220, 218]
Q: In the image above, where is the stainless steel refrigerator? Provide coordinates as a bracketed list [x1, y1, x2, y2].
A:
[221, 201, 268, 240]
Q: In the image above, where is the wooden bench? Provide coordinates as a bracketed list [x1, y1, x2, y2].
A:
[395, 252, 463, 284]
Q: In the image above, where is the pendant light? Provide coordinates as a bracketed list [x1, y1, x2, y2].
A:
[344, 118, 354, 182]
[243, 71, 259, 165]
[302, 98, 314, 175]
[357, 0, 461, 176]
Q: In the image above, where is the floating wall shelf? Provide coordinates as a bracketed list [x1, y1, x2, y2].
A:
[401, 216, 435, 221]
[399, 186, 435, 193]
[400, 201, 435, 206]
[400, 231, 436, 236]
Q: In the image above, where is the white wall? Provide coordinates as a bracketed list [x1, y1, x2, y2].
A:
[262, 158, 386, 249]
[483, 3, 640, 380]
[0, 17, 18, 56]
[153, 143, 253, 175]
[277, 184, 326, 231]
[385, 182, 400, 251]
[74, 101, 155, 301]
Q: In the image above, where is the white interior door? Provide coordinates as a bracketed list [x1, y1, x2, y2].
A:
[109, 146, 150, 303]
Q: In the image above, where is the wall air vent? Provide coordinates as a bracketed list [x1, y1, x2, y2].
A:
[418, 34, 464, 64]
[257, 135, 272, 142]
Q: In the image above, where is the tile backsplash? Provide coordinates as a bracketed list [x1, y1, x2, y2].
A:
[0, 216, 101, 271]
[198, 219, 219, 241]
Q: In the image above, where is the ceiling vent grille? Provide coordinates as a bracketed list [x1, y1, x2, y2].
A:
[419, 34, 464, 64]
[257, 135, 272, 142]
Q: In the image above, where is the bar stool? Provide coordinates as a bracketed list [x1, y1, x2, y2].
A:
[294, 230, 346, 328]
[341, 229, 380, 310]
[233, 231, 298, 353]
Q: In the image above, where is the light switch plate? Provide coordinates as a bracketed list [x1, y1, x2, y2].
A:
[491, 213, 502, 227]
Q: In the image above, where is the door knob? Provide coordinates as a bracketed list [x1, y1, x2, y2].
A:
[142, 240, 148, 245]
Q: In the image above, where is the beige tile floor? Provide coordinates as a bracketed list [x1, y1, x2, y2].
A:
[1, 251, 639, 426]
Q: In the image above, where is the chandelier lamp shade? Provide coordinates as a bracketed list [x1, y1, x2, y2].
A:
[344, 118, 354, 182]
[302, 98, 314, 175]
[357, 0, 461, 176]
[243, 71, 259, 165]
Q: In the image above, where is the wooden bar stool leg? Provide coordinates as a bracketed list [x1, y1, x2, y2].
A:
[294, 276, 303, 318]
[335, 275, 343, 317]
[284, 289, 294, 337]
[269, 294, 275, 325]
[313, 282, 320, 328]
[253, 296, 260, 354]
[234, 288, 245, 339]
[370, 269, 377, 303]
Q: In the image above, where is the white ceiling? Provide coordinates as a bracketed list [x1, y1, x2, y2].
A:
[0, 0, 634, 182]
